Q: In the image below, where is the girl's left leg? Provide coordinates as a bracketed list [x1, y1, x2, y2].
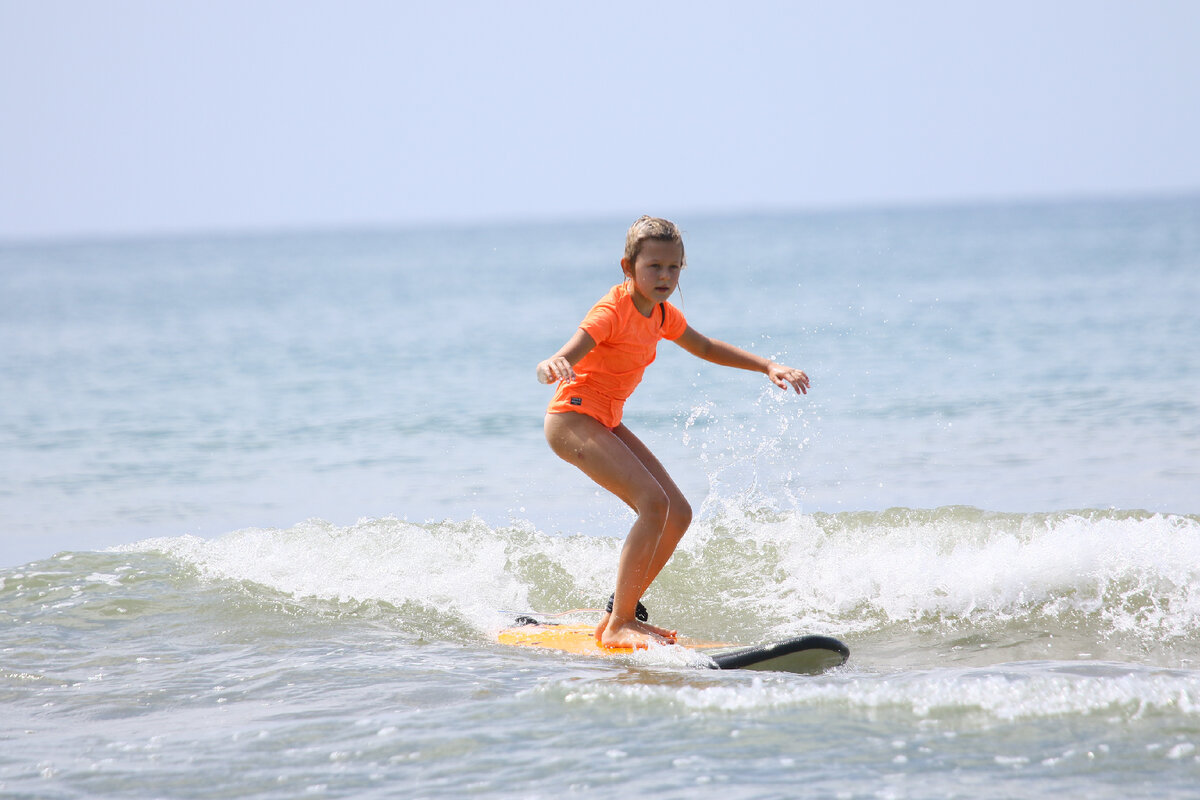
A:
[610, 423, 692, 588]
[588, 423, 693, 640]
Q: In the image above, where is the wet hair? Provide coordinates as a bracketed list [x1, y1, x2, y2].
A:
[623, 215, 686, 269]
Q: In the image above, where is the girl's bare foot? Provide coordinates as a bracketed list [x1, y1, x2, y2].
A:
[595, 613, 678, 648]
[635, 619, 678, 642]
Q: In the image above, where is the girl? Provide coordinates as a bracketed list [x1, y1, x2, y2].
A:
[536, 216, 810, 649]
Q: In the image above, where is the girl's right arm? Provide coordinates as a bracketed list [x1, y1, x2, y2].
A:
[536, 329, 596, 384]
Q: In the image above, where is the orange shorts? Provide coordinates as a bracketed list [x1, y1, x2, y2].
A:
[547, 381, 625, 429]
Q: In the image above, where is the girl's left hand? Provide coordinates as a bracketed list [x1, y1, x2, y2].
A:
[767, 362, 810, 394]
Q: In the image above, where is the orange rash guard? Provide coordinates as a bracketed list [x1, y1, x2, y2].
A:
[547, 282, 688, 428]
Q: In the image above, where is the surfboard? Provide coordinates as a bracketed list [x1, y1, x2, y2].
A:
[496, 619, 849, 675]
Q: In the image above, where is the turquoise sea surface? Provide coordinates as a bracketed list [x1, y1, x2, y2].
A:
[2, 195, 1199, 797]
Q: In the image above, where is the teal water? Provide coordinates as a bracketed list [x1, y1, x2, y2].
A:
[2, 195, 1199, 797]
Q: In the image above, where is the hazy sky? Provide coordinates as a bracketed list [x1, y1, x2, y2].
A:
[2, 1, 1198, 240]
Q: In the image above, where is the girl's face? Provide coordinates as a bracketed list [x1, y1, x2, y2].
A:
[622, 238, 683, 315]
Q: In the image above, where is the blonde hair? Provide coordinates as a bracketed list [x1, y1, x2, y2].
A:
[624, 215, 686, 269]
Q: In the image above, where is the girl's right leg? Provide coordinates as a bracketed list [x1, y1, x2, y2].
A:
[544, 411, 680, 648]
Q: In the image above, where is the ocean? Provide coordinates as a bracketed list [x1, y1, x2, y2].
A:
[2, 195, 1198, 797]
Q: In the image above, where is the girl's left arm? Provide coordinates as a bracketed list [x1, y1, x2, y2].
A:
[674, 326, 810, 395]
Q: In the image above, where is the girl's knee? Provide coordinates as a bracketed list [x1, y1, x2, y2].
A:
[637, 485, 671, 526]
[638, 488, 690, 534]
[673, 497, 693, 531]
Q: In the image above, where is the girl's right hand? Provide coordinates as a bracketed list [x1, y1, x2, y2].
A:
[536, 356, 575, 384]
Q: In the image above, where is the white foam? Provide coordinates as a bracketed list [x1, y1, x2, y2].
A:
[697, 508, 1200, 640]
[122, 516, 624, 631]
[122, 507, 1200, 644]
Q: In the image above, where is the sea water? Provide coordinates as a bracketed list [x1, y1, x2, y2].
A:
[2, 195, 1199, 798]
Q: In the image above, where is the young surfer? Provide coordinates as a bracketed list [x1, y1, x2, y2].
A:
[536, 216, 810, 649]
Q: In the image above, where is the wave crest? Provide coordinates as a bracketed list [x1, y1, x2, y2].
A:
[119, 506, 1200, 650]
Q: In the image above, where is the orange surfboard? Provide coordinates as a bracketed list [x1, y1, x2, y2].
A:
[496, 620, 848, 674]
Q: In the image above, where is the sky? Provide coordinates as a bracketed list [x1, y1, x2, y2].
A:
[1, 0, 1198, 241]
